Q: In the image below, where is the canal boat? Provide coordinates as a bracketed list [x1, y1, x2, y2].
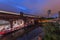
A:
[0, 11, 40, 36]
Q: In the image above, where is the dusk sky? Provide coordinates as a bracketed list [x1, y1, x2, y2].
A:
[0, 0, 60, 17]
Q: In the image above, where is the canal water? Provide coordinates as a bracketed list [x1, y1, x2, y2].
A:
[17, 27, 44, 40]
[0, 26, 44, 40]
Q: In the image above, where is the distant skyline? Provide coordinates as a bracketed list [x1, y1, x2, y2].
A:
[0, 0, 60, 17]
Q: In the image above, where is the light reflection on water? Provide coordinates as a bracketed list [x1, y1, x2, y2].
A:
[0, 27, 44, 40]
[17, 27, 44, 40]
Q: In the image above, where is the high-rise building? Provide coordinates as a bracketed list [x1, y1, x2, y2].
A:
[58, 11, 60, 18]
[57, 11, 60, 23]
[48, 10, 51, 18]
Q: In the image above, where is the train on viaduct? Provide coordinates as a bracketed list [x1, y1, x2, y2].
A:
[0, 11, 41, 36]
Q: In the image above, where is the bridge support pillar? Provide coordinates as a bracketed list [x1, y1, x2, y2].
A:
[9, 20, 13, 28]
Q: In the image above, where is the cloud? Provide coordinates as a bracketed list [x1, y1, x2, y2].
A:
[0, 0, 60, 17]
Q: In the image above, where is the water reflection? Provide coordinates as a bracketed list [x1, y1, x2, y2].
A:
[0, 27, 44, 40]
[17, 27, 44, 40]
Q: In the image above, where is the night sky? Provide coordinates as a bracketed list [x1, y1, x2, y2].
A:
[0, 0, 60, 17]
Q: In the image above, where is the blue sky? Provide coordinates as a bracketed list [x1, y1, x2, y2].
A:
[0, 0, 60, 17]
